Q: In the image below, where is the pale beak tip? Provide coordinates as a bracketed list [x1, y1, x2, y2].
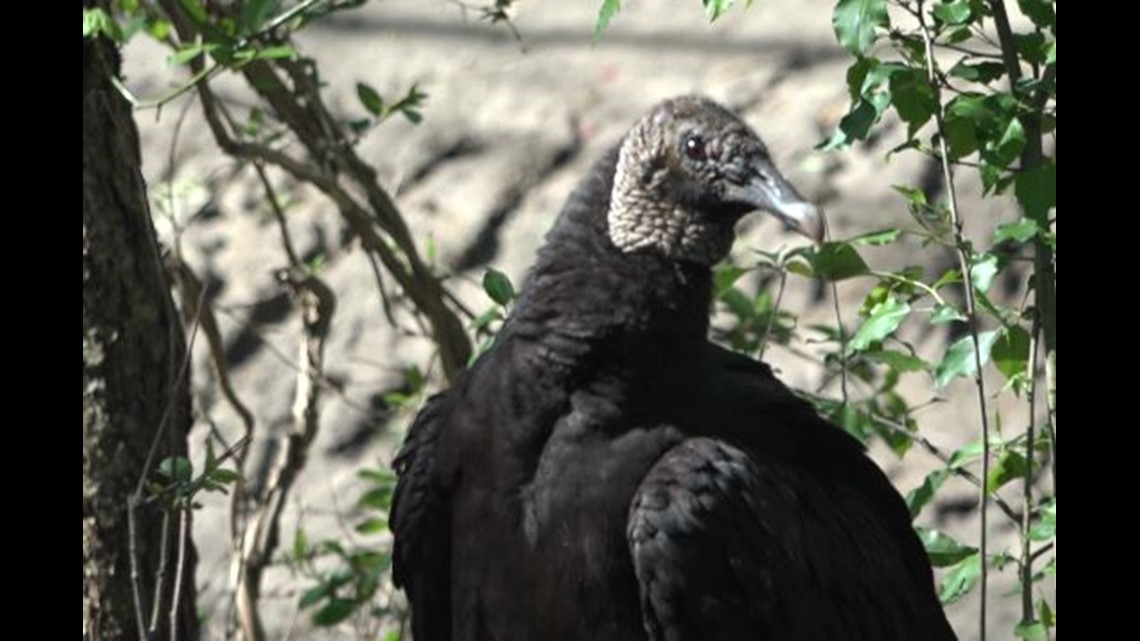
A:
[779, 201, 826, 244]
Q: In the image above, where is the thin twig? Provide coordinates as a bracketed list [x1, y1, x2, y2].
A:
[170, 507, 191, 641]
[127, 497, 149, 641]
[147, 509, 173, 634]
[1020, 326, 1039, 623]
[932, 42, 1004, 59]
[254, 161, 301, 268]
[916, 4, 993, 639]
[824, 224, 850, 406]
[366, 249, 401, 329]
[870, 270, 949, 306]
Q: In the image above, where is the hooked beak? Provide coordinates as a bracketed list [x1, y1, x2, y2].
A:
[724, 159, 825, 243]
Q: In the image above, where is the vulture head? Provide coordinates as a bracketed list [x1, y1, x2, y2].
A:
[608, 95, 824, 264]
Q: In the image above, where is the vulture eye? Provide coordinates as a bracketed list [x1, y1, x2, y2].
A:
[683, 135, 707, 161]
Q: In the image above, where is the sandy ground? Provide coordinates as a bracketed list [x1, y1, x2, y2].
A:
[122, 1, 1046, 639]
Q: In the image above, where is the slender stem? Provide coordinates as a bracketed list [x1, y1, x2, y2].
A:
[254, 162, 301, 268]
[148, 509, 173, 634]
[1020, 328, 1039, 624]
[916, 4, 992, 639]
[170, 507, 191, 641]
[870, 270, 948, 306]
[127, 496, 149, 641]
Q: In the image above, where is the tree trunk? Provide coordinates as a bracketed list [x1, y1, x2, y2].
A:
[83, 9, 198, 640]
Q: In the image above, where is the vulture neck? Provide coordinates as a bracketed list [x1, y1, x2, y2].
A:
[503, 147, 715, 372]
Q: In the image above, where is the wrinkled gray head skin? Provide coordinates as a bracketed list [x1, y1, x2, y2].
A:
[608, 95, 823, 265]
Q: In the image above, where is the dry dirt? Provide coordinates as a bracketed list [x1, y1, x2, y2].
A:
[123, 1, 1043, 639]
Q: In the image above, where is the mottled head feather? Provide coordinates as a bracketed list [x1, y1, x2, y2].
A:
[608, 96, 771, 265]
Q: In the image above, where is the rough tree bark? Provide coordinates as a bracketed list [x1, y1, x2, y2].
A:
[83, 6, 198, 639]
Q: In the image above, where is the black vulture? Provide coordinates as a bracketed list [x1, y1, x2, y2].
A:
[391, 96, 958, 641]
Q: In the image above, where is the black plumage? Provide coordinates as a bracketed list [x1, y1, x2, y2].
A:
[391, 96, 957, 641]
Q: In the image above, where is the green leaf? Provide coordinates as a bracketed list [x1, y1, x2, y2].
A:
[714, 264, 751, 297]
[177, 0, 210, 28]
[822, 99, 878, 149]
[992, 326, 1030, 381]
[356, 83, 384, 116]
[889, 69, 937, 134]
[992, 116, 1026, 168]
[148, 19, 173, 41]
[932, 0, 972, 25]
[1015, 622, 1048, 641]
[721, 287, 755, 320]
[805, 242, 869, 281]
[469, 308, 503, 333]
[848, 228, 901, 246]
[388, 84, 428, 124]
[906, 468, 949, 518]
[986, 449, 1029, 493]
[169, 44, 210, 66]
[595, 0, 621, 38]
[158, 457, 193, 483]
[1015, 161, 1057, 223]
[969, 253, 999, 295]
[704, 0, 737, 21]
[83, 8, 124, 41]
[943, 94, 992, 158]
[935, 330, 998, 388]
[208, 468, 241, 484]
[849, 298, 910, 352]
[948, 439, 984, 469]
[240, 0, 280, 32]
[1017, 0, 1056, 30]
[255, 45, 295, 60]
[292, 527, 309, 561]
[1038, 596, 1055, 625]
[948, 61, 1006, 84]
[939, 553, 982, 604]
[994, 219, 1039, 244]
[931, 304, 966, 325]
[942, 115, 979, 159]
[299, 583, 329, 608]
[358, 485, 395, 511]
[1029, 499, 1056, 541]
[1045, 41, 1056, 64]
[358, 467, 397, 484]
[312, 597, 357, 626]
[916, 527, 978, 567]
[482, 268, 516, 306]
[832, 0, 889, 56]
[355, 518, 388, 535]
[892, 185, 927, 208]
[865, 349, 931, 373]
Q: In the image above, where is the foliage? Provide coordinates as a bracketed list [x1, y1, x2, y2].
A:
[291, 467, 400, 634]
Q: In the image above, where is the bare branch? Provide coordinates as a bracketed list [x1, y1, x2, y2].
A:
[170, 507, 192, 641]
[236, 269, 336, 641]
